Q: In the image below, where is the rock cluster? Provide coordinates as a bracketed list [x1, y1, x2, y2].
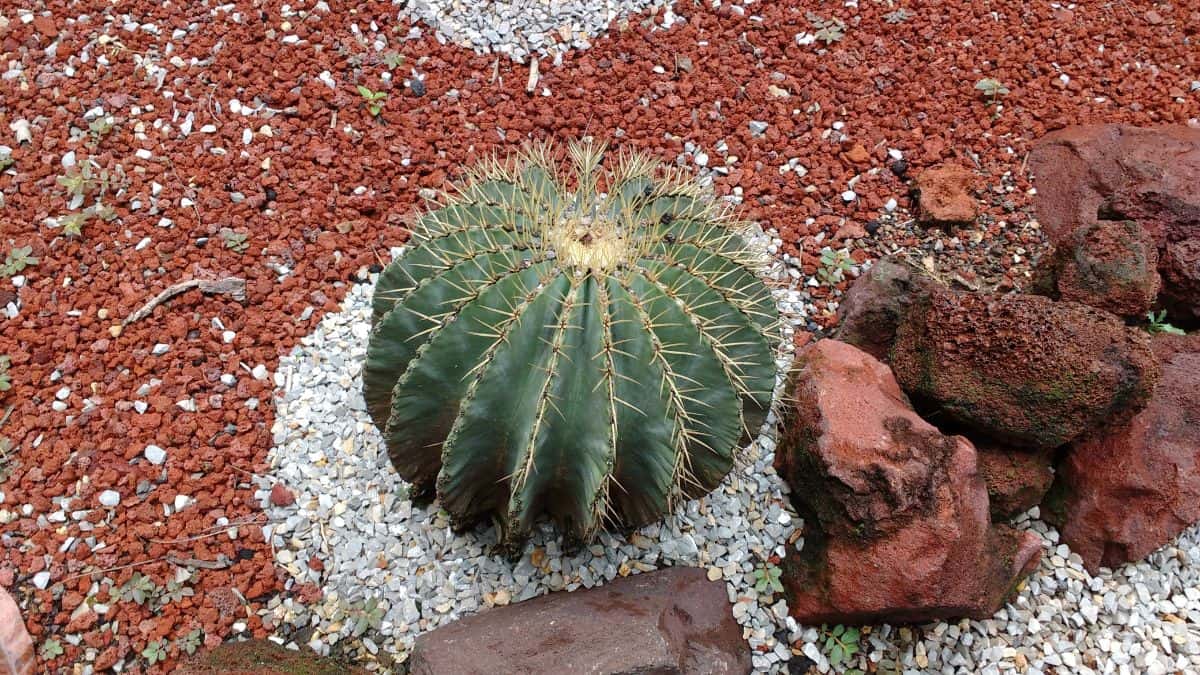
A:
[776, 340, 1041, 624]
[1030, 124, 1200, 320]
[1045, 336, 1200, 572]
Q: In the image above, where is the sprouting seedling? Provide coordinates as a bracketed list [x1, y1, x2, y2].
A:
[1, 246, 37, 277]
[175, 628, 203, 656]
[356, 85, 388, 117]
[382, 52, 405, 70]
[141, 640, 168, 666]
[822, 624, 863, 673]
[119, 572, 158, 605]
[817, 248, 854, 285]
[59, 212, 89, 237]
[88, 116, 116, 144]
[221, 229, 249, 253]
[752, 562, 784, 595]
[0, 355, 11, 393]
[974, 78, 1010, 105]
[807, 12, 846, 44]
[1146, 310, 1186, 335]
[40, 638, 64, 661]
[57, 163, 101, 209]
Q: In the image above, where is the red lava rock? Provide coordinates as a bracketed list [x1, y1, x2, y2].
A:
[0, 586, 34, 675]
[268, 483, 295, 507]
[409, 568, 749, 674]
[843, 144, 871, 166]
[1030, 125, 1200, 319]
[834, 255, 938, 362]
[1032, 219, 1161, 317]
[914, 164, 978, 227]
[1045, 336, 1200, 572]
[31, 16, 57, 38]
[975, 444, 1054, 521]
[776, 340, 1041, 624]
[891, 289, 1159, 449]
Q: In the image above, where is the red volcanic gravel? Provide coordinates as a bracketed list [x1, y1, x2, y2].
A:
[0, 0, 1197, 671]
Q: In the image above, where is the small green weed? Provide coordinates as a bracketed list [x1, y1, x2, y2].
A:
[88, 116, 116, 145]
[817, 248, 854, 285]
[119, 572, 158, 605]
[356, 85, 388, 117]
[40, 638, 64, 660]
[822, 624, 863, 673]
[175, 628, 203, 656]
[1, 246, 37, 277]
[221, 229, 249, 253]
[752, 562, 784, 595]
[141, 639, 168, 666]
[808, 12, 846, 44]
[382, 52, 405, 69]
[975, 78, 1010, 105]
[1147, 310, 1186, 335]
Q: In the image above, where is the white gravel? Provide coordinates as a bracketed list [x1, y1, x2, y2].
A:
[398, 0, 683, 62]
[257, 249, 1200, 673]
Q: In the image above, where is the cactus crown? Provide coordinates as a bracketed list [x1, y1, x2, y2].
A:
[363, 140, 779, 553]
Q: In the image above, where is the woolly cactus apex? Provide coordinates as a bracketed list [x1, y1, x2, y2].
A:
[363, 140, 780, 552]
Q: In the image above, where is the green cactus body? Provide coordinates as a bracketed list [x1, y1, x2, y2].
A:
[363, 141, 779, 551]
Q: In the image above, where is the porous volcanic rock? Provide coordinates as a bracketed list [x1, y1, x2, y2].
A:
[1030, 124, 1200, 319]
[0, 586, 33, 675]
[915, 164, 978, 227]
[1033, 219, 1161, 318]
[1161, 238, 1200, 320]
[1043, 336, 1200, 573]
[776, 340, 1041, 625]
[835, 255, 939, 362]
[408, 567, 749, 675]
[975, 444, 1055, 521]
[891, 290, 1159, 450]
[174, 639, 366, 675]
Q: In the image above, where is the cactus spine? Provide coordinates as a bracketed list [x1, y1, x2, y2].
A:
[363, 141, 779, 551]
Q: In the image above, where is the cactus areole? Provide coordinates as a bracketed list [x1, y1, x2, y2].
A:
[363, 141, 780, 552]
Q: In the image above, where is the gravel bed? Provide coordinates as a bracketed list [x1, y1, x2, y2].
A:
[399, 0, 680, 62]
[256, 243, 1200, 674]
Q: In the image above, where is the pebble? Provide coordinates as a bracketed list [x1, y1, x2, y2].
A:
[98, 490, 120, 507]
[143, 445, 166, 465]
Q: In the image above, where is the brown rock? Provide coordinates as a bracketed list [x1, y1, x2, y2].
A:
[175, 639, 365, 675]
[1033, 219, 1161, 318]
[843, 144, 871, 166]
[268, 483, 295, 507]
[915, 164, 978, 226]
[1161, 238, 1200, 319]
[1044, 336, 1200, 572]
[0, 586, 34, 675]
[891, 289, 1159, 449]
[409, 568, 749, 675]
[1030, 124, 1200, 318]
[975, 445, 1054, 521]
[834, 255, 938, 362]
[776, 340, 1041, 625]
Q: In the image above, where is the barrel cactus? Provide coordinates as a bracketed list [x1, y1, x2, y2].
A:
[363, 140, 779, 551]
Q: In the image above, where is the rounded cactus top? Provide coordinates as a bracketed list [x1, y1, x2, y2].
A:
[364, 140, 780, 553]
